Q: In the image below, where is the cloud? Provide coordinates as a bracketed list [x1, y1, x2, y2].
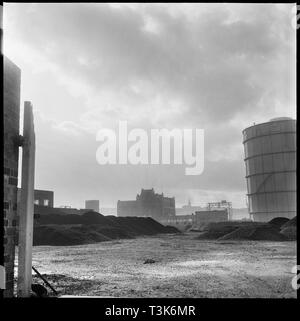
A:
[5, 3, 295, 123]
[3, 3, 296, 208]
[53, 121, 88, 137]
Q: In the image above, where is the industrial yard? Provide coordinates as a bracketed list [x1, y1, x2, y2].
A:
[3, 3, 296, 301]
[26, 233, 297, 298]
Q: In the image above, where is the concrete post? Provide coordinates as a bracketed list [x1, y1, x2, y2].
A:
[17, 102, 35, 297]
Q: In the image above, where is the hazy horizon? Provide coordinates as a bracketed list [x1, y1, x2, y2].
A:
[3, 3, 296, 209]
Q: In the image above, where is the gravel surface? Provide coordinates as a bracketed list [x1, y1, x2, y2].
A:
[16, 233, 297, 298]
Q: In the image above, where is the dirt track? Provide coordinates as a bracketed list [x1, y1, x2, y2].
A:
[28, 233, 297, 298]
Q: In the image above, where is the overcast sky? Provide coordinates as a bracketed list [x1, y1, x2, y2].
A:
[3, 3, 296, 209]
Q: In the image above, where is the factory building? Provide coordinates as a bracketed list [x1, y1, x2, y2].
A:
[17, 189, 93, 216]
[160, 208, 229, 230]
[176, 200, 205, 216]
[85, 200, 100, 212]
[33, 189, 54, 207]
[3, 56, 21, 297]
[243, 117, 296, 222]
[194, 209, 228, 224]
[17, 188, 54, 209]
[117, 188, 176, 222]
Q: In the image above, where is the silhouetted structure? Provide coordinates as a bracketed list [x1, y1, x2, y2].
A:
[117, 188, 175, 222]
[243, 117, 296, 222]
[18, 188, 54, 207]
[34, 189, 54, 207]
[161, 209, 228, 228]
[85, 200, 99, 212]
[176, 199, 205, 215]
[194, 209, 228, 223]
[3, 56, 21, 297]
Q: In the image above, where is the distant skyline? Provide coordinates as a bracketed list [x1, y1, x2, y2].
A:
[3, 3, 296, 208]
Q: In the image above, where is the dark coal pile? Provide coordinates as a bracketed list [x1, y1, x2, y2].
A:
[197, 228, 237, 240]
[34, 212, 179, 246]
[196, 221, 262, 240]
[268, 217, 290, 229]
[33, 225, 112, 246]
[280, 217, 296, 240]
[280, 226, 296, 240]
[196, 220, 294, 241]
[281, 216, 296, 229]
[198, 221, 261, 232]
[218, 224, 287, 241]
[36, 211, 112, 226]
[105, 216, 176, 236]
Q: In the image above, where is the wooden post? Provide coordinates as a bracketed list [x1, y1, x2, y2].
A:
[17, 101, 35, 297]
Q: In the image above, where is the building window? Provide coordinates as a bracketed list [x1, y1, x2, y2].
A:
[34, 200, 39, 205]
[44, 199, 49, 206]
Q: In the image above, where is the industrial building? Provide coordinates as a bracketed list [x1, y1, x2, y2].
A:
[17, 188, 54, 207]
[159, 208, 229, 231]
[164, 209, 228, 224]
[3, 51, 38, 297]
[117, 188, 176, 222]
[33, 206, 90, 216]
[17, 188, 93, 216]
[34, 189, 54, 207]
[3, 56, 21, 297]
[85, 200, 100, 212]
[243, 117, 296, 222]
[176, 200, 205, 216]
[18, 188, 54, 217]
[194, 209, 228, 224]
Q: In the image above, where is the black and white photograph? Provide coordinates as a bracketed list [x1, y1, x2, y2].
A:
[1, 2, 297, 305]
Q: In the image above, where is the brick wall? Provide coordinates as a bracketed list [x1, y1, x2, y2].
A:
[3, 56, 21, 297]
[34, 189, 54, 207]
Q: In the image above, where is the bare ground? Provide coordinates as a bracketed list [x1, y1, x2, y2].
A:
[26, 233, 296, 298]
